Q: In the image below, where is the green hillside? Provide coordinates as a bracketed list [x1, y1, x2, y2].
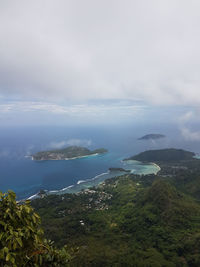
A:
[32, 175, 200, 266]
[126, 148, 195, 162]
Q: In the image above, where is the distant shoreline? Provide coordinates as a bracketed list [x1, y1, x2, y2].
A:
[29, 153, 100, 161]
[151, 162, 161, 174]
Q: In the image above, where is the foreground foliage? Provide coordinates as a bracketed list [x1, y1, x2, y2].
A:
[0, 191, 72, 266]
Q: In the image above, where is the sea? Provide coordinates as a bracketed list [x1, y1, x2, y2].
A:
[0, 123, 199, 200]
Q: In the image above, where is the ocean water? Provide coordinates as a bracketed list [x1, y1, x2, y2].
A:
[0, 124, 199, 199]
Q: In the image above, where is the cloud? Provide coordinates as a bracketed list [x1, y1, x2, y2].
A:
[181, 127, 200, 141]
[0, 100, 145, 120]
[66, 139, 92, 147]
[179, 111, 194, 124]
[0, 1, 200, 105]
[49, 139, 92, 149]
[0, 99, 148, 126]
[49, 141, 70, 149]
[178, 110, 200, 141]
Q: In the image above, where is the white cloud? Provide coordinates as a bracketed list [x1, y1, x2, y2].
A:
[0, 1, 200, 105]
[0, 99, 147, 125]
[66, 139, 92, 147]
[178, 110, 200, 141]
[0, 100, 145, 116]
[181, 127, 200, 141]
[48, 141, 70, 149]
[178, 111, 194, 124]
[49, 139, 92, 149]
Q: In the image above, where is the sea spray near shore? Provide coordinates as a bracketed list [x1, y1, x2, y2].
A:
[77, 180, 85, 184]
[49, 184, 75, 193]
[27, 193, 39, 200]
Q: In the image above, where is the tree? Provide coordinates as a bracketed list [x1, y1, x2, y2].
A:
[0, 190, 72, 266]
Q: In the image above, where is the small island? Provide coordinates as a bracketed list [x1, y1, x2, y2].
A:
[32, 146, 108, 161]
[108, 167, 131, 173]
[124, 148, 195, 162]
[138, 134, 165, 140]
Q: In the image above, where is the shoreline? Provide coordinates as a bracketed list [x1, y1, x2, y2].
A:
[151, 162, 161, 174]
[30, 153, 100, 161]
[27, 171, 110, 200]
[26, 161, 161, 201]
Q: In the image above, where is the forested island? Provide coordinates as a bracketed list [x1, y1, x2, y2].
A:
[32, 146, 108, 160]
[138, 134, 165, 140]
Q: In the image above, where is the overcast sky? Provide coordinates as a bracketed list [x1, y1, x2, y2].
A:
[0, 0, 200, 106]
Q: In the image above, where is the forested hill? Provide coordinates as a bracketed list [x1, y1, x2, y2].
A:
[125, 148, 195, 162]
[32, 174, 200, 266]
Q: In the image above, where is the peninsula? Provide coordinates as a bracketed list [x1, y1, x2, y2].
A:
[32, 146, 108, 161]
[108, 167, 131, 173]
[138, 134, 165, 140]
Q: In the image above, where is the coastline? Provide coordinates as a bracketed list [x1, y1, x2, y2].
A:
[31, 153, 100, 161]
[151, 162, 161, 174]
[64, 153, 99, 160]
[26, 161, 161, 201]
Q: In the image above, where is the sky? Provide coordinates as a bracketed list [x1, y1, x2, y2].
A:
[0, 0, 200, 129]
